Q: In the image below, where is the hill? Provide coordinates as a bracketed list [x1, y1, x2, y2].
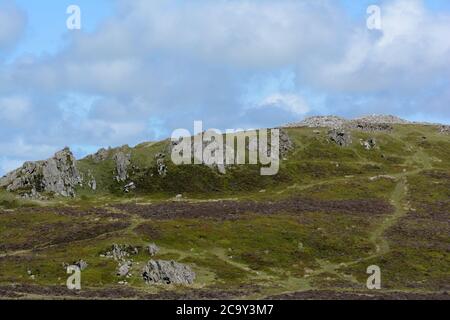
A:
[0, 115, 448, 299]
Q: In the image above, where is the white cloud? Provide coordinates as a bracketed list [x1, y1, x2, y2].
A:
[259, 93, 309, 115]
[0, 95, 31, 123]
[0, 1, 26, 50]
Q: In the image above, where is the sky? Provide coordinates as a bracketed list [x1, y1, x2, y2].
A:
[0, 0, 449, 175]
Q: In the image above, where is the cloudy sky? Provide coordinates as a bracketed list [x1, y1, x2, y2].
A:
[0, 0, 449, 174]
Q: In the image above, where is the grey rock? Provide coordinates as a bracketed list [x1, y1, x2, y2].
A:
[86, 170, 97, 191]
[142, 260, 195, 285]
[114, 152, 131, 182]
[362, 138, 377, 150]
[350, 122, 393, 132]
[328, 129, 352, 147]
[279, 129, 294, 157]
[103, 244, 139, 261]
[123, 182, 136, 193]
[285, 114, 409, 129]
[74, 259, 88, 271]
[286, 116, 347, 129]
[0, 148, 82, 198]
[86, 148, 110, 163]
[439, 125, 450, 135]
[155, 153, 167, 177]
[117, 261, 132, 277]
[147, 243, 160, 256]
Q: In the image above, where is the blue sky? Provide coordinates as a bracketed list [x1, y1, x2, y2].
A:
[0, 0, 449, 174]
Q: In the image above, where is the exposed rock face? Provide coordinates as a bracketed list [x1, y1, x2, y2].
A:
[155, 153, 168, 177]
[142, 260, 195, 285]
[328, 129, 352, 147]
[114, 152, 131, 182]
[0, 148, 82, 198]
[439, 125, 450, 135]
[279, 129, 294, 157]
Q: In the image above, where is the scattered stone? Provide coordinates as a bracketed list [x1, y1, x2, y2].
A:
[147, 243, 160, 256]
[0, 148, 82, 198]
[114, 152, 131, 182]
[328, 129, 352, 147]
[102, 244, 139, 261]
[142, 260, 196, 285]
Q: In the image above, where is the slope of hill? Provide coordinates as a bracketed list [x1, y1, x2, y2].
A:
[0, 116, 448, 299]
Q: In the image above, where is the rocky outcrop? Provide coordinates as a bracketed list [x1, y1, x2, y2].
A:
[86, 148, 110, 163]
[114, 152, 131, 182]
[354, 114, 410, 124]
[349, 122, 393, 132]
[101, 244, 139, 261]
[439, 125, 450, 135]
[328, 129, 352, 147]
[285, 114, 409, 131]
[0, 148, 82, 198]
[279, 129, 294, 157]
[142, 260, 195, 285]
[117, 261, 132, 277]
[155, 153, 168, 177]
[286, 116, 347, 129]
[362, 138, 377, 150]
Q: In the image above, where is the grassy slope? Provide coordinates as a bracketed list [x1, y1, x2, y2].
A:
[0, 124, 449, 299]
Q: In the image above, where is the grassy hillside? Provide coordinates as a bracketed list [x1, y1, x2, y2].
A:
[0, 124, 448, 299]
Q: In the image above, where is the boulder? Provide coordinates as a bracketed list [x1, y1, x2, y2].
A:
[362, 138, 377, 150]
[328, 129, 352, 147]
[142, 260, 195, 285]
[117, 261, 132, 277]
[0, 148, 82, 198]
